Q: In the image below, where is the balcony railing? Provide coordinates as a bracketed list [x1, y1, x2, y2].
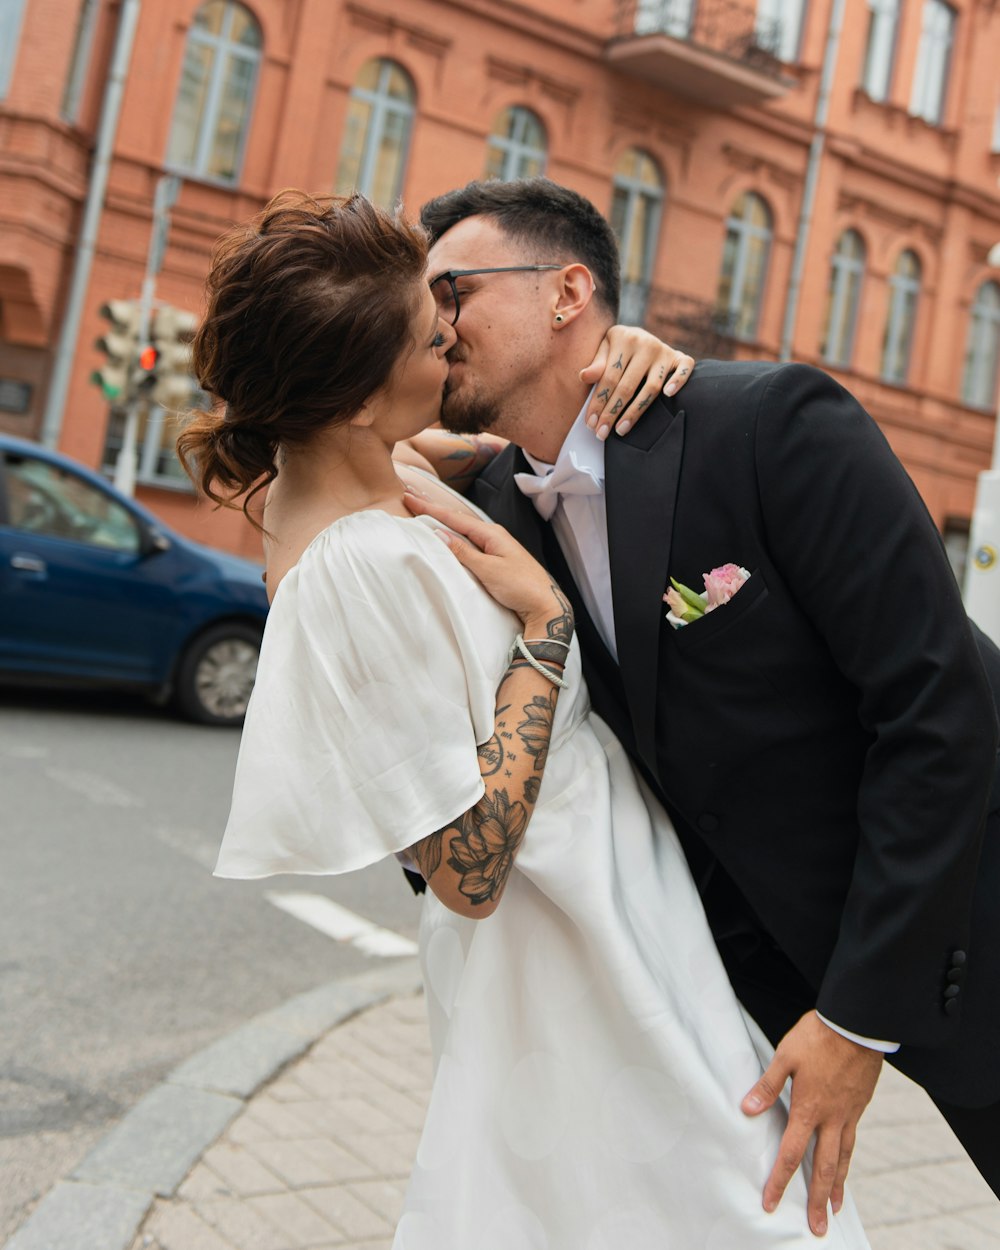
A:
[621, 282, 740, 359]
[607, 0, 790, 109]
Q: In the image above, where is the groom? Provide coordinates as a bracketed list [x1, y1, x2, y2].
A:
[417, 177, 1000, 1233]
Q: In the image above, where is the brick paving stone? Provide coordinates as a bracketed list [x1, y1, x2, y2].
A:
[300, 1189, 392, 1241]
[293, 1060, 383, 1102]
[351, 1083, 428, 1131]
[263, 1075, 317, 1105]
[344, 1131, 423, 1179]
[240, 1099, 326, 1141]
[194, 1198, 295, 1250]
[247, 1193, 340, 1247]
[852, 1120, 966, 1173]
[244, 1141, 360, 1190]
[867, 1214, 1000, 1250]
[198, 1142, 286, 1198]
[136, 1202, 236, 1250]
[297, 1097, 399, 1139]
[343, 1050, 423, 1093]
[177, 1163, 236, 1202]
[343, 1181, 407, 1224]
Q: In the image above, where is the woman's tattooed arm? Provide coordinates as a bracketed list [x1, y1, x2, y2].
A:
[398, 430, 508, 493]
[405, 598, 572, 918]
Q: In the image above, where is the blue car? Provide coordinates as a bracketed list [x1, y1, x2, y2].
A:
[0, 434, 269, 726]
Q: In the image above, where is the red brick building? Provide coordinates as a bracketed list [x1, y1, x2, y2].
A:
[2, 0, 999, 562]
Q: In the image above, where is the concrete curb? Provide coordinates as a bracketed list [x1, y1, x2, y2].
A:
[4, 959, 422, 1250]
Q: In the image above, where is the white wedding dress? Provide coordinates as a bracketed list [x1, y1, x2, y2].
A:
[216, 506, 870, 1250]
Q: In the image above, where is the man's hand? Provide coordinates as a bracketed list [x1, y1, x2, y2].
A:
[742, 1011, 884, 1236]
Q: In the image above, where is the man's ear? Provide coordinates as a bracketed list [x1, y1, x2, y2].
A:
[552, 263, 596, 328]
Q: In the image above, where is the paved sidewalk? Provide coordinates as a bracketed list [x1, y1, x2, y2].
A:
[128, 991, 996, 1250]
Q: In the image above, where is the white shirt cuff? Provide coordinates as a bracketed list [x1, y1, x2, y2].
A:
[816, 1012, 900, 1053]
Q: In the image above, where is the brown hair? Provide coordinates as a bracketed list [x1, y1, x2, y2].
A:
[177, 190, 428, 522]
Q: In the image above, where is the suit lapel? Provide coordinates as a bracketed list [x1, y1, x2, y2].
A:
[473, 445, 546, 564]
[604, 401, 685, 774]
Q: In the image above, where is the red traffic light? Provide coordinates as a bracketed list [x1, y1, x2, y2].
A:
[138, 345, 158, 371]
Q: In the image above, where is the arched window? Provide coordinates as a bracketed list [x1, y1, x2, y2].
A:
[61, 0, 101, 121]
[961, 281, 1000, 409]
[860, 0, 899, 101]
[484, 107, 547, 181]
[635, 0, 693, 38]
[335, 59, 415, 208]
[165, 1, 262, 184]
[820, 230, 866, 366]
[755, 0, 805, 61]
[909, 0, 955, 125]
[0, 0, 28, 98]
[716, 192, 772, 341]
[881, 250, 921, 384]
[610, 149, 664, 325]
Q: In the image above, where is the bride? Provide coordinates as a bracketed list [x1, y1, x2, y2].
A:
[178, 189, 870, 1249]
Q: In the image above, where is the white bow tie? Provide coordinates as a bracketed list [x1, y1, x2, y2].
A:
[514, 460, 603, 521]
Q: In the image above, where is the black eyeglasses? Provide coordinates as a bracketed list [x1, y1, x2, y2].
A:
[429, 265, 563, 326]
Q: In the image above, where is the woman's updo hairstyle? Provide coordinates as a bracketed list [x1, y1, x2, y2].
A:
[177, 190, 428, 521]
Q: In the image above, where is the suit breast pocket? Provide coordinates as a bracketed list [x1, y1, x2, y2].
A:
[671, 568, 769, 655]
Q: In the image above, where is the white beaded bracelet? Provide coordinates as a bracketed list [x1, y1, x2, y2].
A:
[507, 633, 569, 689]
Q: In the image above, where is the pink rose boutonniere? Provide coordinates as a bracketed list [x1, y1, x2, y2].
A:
[664, 563, 751, 629]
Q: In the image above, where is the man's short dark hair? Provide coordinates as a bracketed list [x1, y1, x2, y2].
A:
[420, 178, 621, 318]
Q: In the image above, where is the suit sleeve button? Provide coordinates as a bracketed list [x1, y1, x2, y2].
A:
[696, 813, 720, 834]
[950, 950, 967, 967]
[944, 998, 959, 1016]
[944, 984, 961, 999]
[947, 967, 964, 983]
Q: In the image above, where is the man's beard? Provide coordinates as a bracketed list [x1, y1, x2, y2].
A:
[439, 376, 502, 436]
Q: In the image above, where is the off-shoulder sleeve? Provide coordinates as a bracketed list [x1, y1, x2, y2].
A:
[215, 512, 513, 879]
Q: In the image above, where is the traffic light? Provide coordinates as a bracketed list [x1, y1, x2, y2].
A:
[91, 300, 142, 401]
[150, 305, 198, 411]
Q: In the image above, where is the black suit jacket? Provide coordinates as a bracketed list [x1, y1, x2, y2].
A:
[474, 360, 1000, 1107]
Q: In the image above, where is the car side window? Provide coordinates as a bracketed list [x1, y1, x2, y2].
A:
[3, 454, 141, 554]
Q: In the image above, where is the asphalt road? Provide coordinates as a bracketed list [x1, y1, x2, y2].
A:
[0, 686, 422, 1242]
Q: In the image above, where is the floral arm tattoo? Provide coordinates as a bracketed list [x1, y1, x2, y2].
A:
[404, 430, 505, 491]
[407, 589, 573, 910]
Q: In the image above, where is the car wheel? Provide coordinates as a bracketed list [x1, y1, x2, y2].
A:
[174, 623, 262, 726]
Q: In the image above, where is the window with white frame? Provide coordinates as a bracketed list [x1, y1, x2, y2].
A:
[0, 0, 27, 98]
[717, 192, 772, 341]
[881, 250, 921, 384]
[755, 0, 805, 61]
[165, 1, 262, 184]
[820, 229, 866, 366]
[634, 0, 695, 38]
[860, 0, 898, 101]
[610, 149, 665, 326]
[335, 59, 415, 208]
[961, 281, 1000, 410]
[484, 107, 547, 181]
[61, 0, 100, 121]
[909, 0, 955, 125]
[101, 387, 205, 491]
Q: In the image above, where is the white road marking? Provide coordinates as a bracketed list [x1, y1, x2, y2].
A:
[264, 891, 418, 958]
[45, 767, 144, 808]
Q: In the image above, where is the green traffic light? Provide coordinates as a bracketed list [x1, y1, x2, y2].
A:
[89, 368, 123, 400]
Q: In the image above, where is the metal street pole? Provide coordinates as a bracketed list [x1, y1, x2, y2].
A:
[962, 240, 1000, 644]
[113, 174, 181, 495]
[39, 0, 142, 448]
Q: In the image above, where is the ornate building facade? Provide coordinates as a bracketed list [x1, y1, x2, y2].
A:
[1, 0, 999, 560]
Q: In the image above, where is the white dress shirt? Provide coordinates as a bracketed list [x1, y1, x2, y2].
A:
[514, 399, 899, 1056]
